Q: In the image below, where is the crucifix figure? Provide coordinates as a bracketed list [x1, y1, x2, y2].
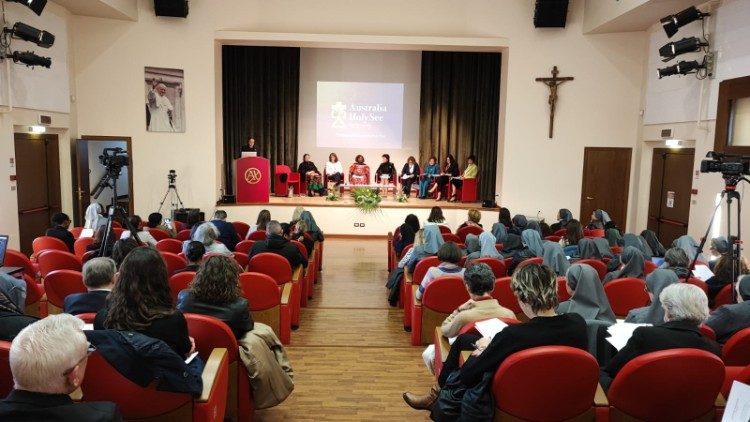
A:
[535, 66, 574, 139]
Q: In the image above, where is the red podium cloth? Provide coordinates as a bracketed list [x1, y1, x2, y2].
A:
[236, 156, 270, 204]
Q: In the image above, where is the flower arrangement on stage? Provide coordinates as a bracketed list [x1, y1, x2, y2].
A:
[325, 190, 341, 202]
[352, 187, 381, 214]
[395, 192, 409, 203]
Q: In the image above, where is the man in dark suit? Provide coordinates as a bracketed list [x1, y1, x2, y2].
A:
[64, 257, 116, 315]
[0, 314, 120, 421]
[210, 210, 239, 251]
[249, 221, 307, 269]
[45, 213, 75, 253]
[600, 283, 721, 391]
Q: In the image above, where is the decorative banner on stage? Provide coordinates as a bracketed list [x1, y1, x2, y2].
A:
[316, 81, 404, 149]
[145, 66, 186, 133]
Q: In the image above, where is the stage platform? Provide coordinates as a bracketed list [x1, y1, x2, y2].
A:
[221, 195, 497, 237]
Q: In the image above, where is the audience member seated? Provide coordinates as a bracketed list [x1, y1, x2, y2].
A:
[110, 238, 138, 269]
[457, 208, 482, 230]
[661, 247, 690, 279]
[463, 234, 480, 261]
[83, 203, 105, 231]
[619, 233, 653, 260]
[508, 214, 527, 236]
[399, 156, 420, 197]
[288, 220, 314, 256]
[404, 263, 587, 412]
[94, 247, 194, 358]
[325, 153, 344, 187]
[0, 314, 119, 421]
[508, 229, 544, 275]
[394, 214, 420, 257]
[0, 277, 37, 341]
[298, 153, 324, 196]
[406, 225, 444, 274]
[64, 257, 116, 315]
[559, 219, 584, 258]
[45, 212, 75, 253]
[706, 244, 750, 302]
[542, 241, 570, 277]
[299, 211, 324, 242]
[705, 275, 750, 343]
[707, 236, 729, 270]
[177, 241, 205, 273]
[386, 229, 425, 306]
[419, 263, 516, 376]
[587, 209, 611, 230]
[86, 226, 116, 257]
[624, 269, 678, 324]
[190, 222, 231, 256]
[146, 212, 175, 238]
[348, 154, 370, 185]
[640, 229, 666, 258]
[550, 208, 573, 232]
[498, 208, 513, 229]
[187, 210, 204, 237]
[672, 235, 706, 265]
[539, 221, 552, 238]
[249, 221, 307, 269]
[526, 220, 543, 238]
[600, 283, 720, 391]
[602, 246, 645, 283]
[424, 206, 448, 229]
[577, 238, 602, 260]
[210, 210, 240, 251]
[177, 255, 253, 339]
[415, 242, 465, 301]
[247, 209, 271, 239]
[466, 232, 502, 264]
[557, 264, 615, 323]
[120, 215, 157, 247]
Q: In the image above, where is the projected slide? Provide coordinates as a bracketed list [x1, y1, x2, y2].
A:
[316, 81, 404, 149]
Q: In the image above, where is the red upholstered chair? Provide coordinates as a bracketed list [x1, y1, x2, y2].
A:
[503, 257, 513, 270]
[274, 164, 301, 197]
[544, 235, 561, 242]
[699, 323, 716, 340]
[493, 346, 599, 421]
[721, 364, 750, 401]
[554, 229, 567, 237]
[437, 225, 452, 235]
[159, 251, 188, 277]
[473, 257, 507, 278]
[247, 253, 302, 328]
[290, 240, 316, 304]
[610, 245, 623, 255]
[22, 274, 46, 317]
[516, 257, 543, 271]
[156, 238, 183, 254]
[81, 347, 229, 422]
[177, 229, 192, 241]
[248, 231, 266, 241]
[456, 226, 483, 243]
[70, 227, 83, 239]
[112, 227, 124, 239]
[235, 240, 255, 255]
[43, 270, 86, 315]
[455, 177, 478, 202]
[0, 340, 12, 398]
[442, 233, 461, 244]
[495, 243, 504, 252]
[603, 278, 649, 318]
[643, 260, 657, 275]
[169, 271, 195, 306]
[5, 249, 39, 280]
[111, 221, 122, 228]
[232, 221, 250, 240]
[75, 312, 97, 323]
[185, 313, 254, 422]
[713, 283, 734, 310]
[32, 236, 69, 255]
[173, 220, 187, 232]
[232, 252, 249, 270]
[599, 349, 724, 421]
[147, 228, 171, 242]
[576, 259, 607, 280]
[411, 276, 469, 346]
[584, 228, 605, 237]
[239, 272, 292, 345]
[557, 277, 571, 302]
[403, 256, 441, 329]
[37, 250, 82, 278]
[723, 327, 750, 366]
[492, 277, 524, 320]
[73, 237, 94, 258]
[684, 277, 709, 294]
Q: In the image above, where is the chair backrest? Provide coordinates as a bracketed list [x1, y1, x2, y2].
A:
[493, 346, 599, 421]
[723, 327, 750, 366]
[32, 236, 69, 255]
[492, 277, 522, 315]
[575, 259, 607, 280]
[232, 221, 250, 239]
[290, 240, 309, 260]
[684, 277, 708, 294]
[238, 272, 281, 311]
[544, 235, 561, 242]
[458, 317, 521, 336]
[603, 278, 649, 317]
[275, 164, 292, 174]
[185, 313, 239, 363]
[643, 260, 657, 275]
[4, 249, 37, 279]
[557, 277, 571, 302]
[232, 252, 249, 270]
[159, 252, 188, 276]
[73, 237, 95, 258]
[412, 256, 441, 285]
[248, 231, 267, 241]
[554, 229, 567, 237]
[22, 274, 45, 307]
[516, 257, 543, 270]
[399, 244, 413, 259]
[0, 340, 12, 398]
[43, 270, 86, 311]
[442, 233, 461, 244]
[37, 250, 82, 277]
[75, 312, 97, 323]
[70, 227, 84, 239]
[713, 283, 734, 309]
[112, 227, 124, 239]
[437, 225, 452, 234]
[168, 272, 196, 305]
[474, 257, 507, 278]
[698, 323, 716, 340]
[176, 229, 192, 241]
[608, 349, 724, 421]
[610, 245, 623, 255]
[583, 228, 605, 237]
[235, 240, 255, 255]
[247, 253, 292, 285]
[147, 228, 171, 242]
[456, 226, 483, 243]
[421, 276, 470, 313]
[155, 238, 183, 254]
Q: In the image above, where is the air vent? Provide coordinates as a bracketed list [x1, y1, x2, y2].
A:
[660, 128, 674, 139]
[534, 0, 569, 28]
[38, 114, 52, 125]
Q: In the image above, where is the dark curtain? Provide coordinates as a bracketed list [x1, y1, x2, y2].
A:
[222, 46, 300, 195]
[419, 51, 501, 199]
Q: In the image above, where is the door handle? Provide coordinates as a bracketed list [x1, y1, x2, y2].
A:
[586, 196, 594, 200]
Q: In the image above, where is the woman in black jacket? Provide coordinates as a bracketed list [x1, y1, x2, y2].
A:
[176, 255, 253, 339]
[297, 153, 323, 196]
[375, 154, 398, 187]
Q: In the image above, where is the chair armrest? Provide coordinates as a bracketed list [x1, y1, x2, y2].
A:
[292, 265, 303, 282]
[715, 393, 726, 408]
[69, 387, 82, 401]
[404, 267, 413, 285]
[280, 283, 292, 305]
[198, 348, 228, 403]
[594, 383, 609, 406]
[436, 327, 451, 363]
[412, 284, 420, 306]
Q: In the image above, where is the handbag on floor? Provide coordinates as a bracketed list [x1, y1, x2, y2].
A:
[430, 369, 494, 422]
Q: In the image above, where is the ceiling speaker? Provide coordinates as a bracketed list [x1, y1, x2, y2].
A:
[534, 0, 569, 28]
[154, 0, 189, 18]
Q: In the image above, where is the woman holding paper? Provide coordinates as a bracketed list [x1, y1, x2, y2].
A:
[418, 156, 440, 199]
[399, 156, 420, 196]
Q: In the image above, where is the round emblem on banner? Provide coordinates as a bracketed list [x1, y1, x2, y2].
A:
[244, 168, 262, 184]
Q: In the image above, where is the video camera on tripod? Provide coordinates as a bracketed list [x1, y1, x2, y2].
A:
[90, 147, 129, 199]
[700, 151, 750, 187]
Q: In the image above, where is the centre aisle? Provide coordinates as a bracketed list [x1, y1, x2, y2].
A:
[254, 239, 435, 421]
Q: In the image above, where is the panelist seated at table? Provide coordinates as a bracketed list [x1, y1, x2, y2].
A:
[349, 154, 370, 185]
[399, 156, 421, 197]
[418, 156, 440, 199]
[375, 154, 397, 186]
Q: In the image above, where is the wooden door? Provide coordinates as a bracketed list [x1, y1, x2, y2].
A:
[647, 148, 695, 246]
[579, 147, 632, 231]
[14, 133, 61, 255]
[74, 139, 91, 226]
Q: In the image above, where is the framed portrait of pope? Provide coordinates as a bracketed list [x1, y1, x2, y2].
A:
[145, 66, 185, 132]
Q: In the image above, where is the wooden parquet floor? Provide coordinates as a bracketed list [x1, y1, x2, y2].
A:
[254, 239, 434, 421]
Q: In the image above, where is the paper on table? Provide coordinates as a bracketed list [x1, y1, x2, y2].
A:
[692, 265, 715, 282]
[474, 318, 509, 340]
[723, 381, 750, 422]
[605, 322, 652, 351]
[83, 324, 94, 331]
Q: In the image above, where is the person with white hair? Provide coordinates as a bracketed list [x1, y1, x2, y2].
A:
[0, 314, 119, 421]
[147, 79, 175, 132]
[188, 222, 231, 256]
[600, 283, 721, 392]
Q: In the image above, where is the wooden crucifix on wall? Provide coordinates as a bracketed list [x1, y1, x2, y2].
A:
[535, 66, 574, 139]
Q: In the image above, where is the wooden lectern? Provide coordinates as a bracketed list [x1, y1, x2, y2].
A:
[236, 156, 270, 204]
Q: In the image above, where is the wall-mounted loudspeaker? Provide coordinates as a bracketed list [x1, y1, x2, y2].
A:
[534, 0, 569, 28]
[154, 0, 189, 18]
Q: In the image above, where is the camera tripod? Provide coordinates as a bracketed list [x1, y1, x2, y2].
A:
[92, 166, 142, 256]
[157, 179, 185, 214]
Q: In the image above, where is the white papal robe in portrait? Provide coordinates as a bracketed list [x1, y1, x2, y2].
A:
[147, 90, 175, 132]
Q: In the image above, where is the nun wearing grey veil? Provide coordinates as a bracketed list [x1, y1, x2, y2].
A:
[558, 264, 616, 323]
[602, 246, 645, 283]
[464, 234, 481, 261]
[620, 233, 653, 260]
[624, 269, 679, 324]
[673, 235, 706, 264]
[542, 242, 570, 276]
[406, 224, 444, 273]
[577, 238, 602, 260]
